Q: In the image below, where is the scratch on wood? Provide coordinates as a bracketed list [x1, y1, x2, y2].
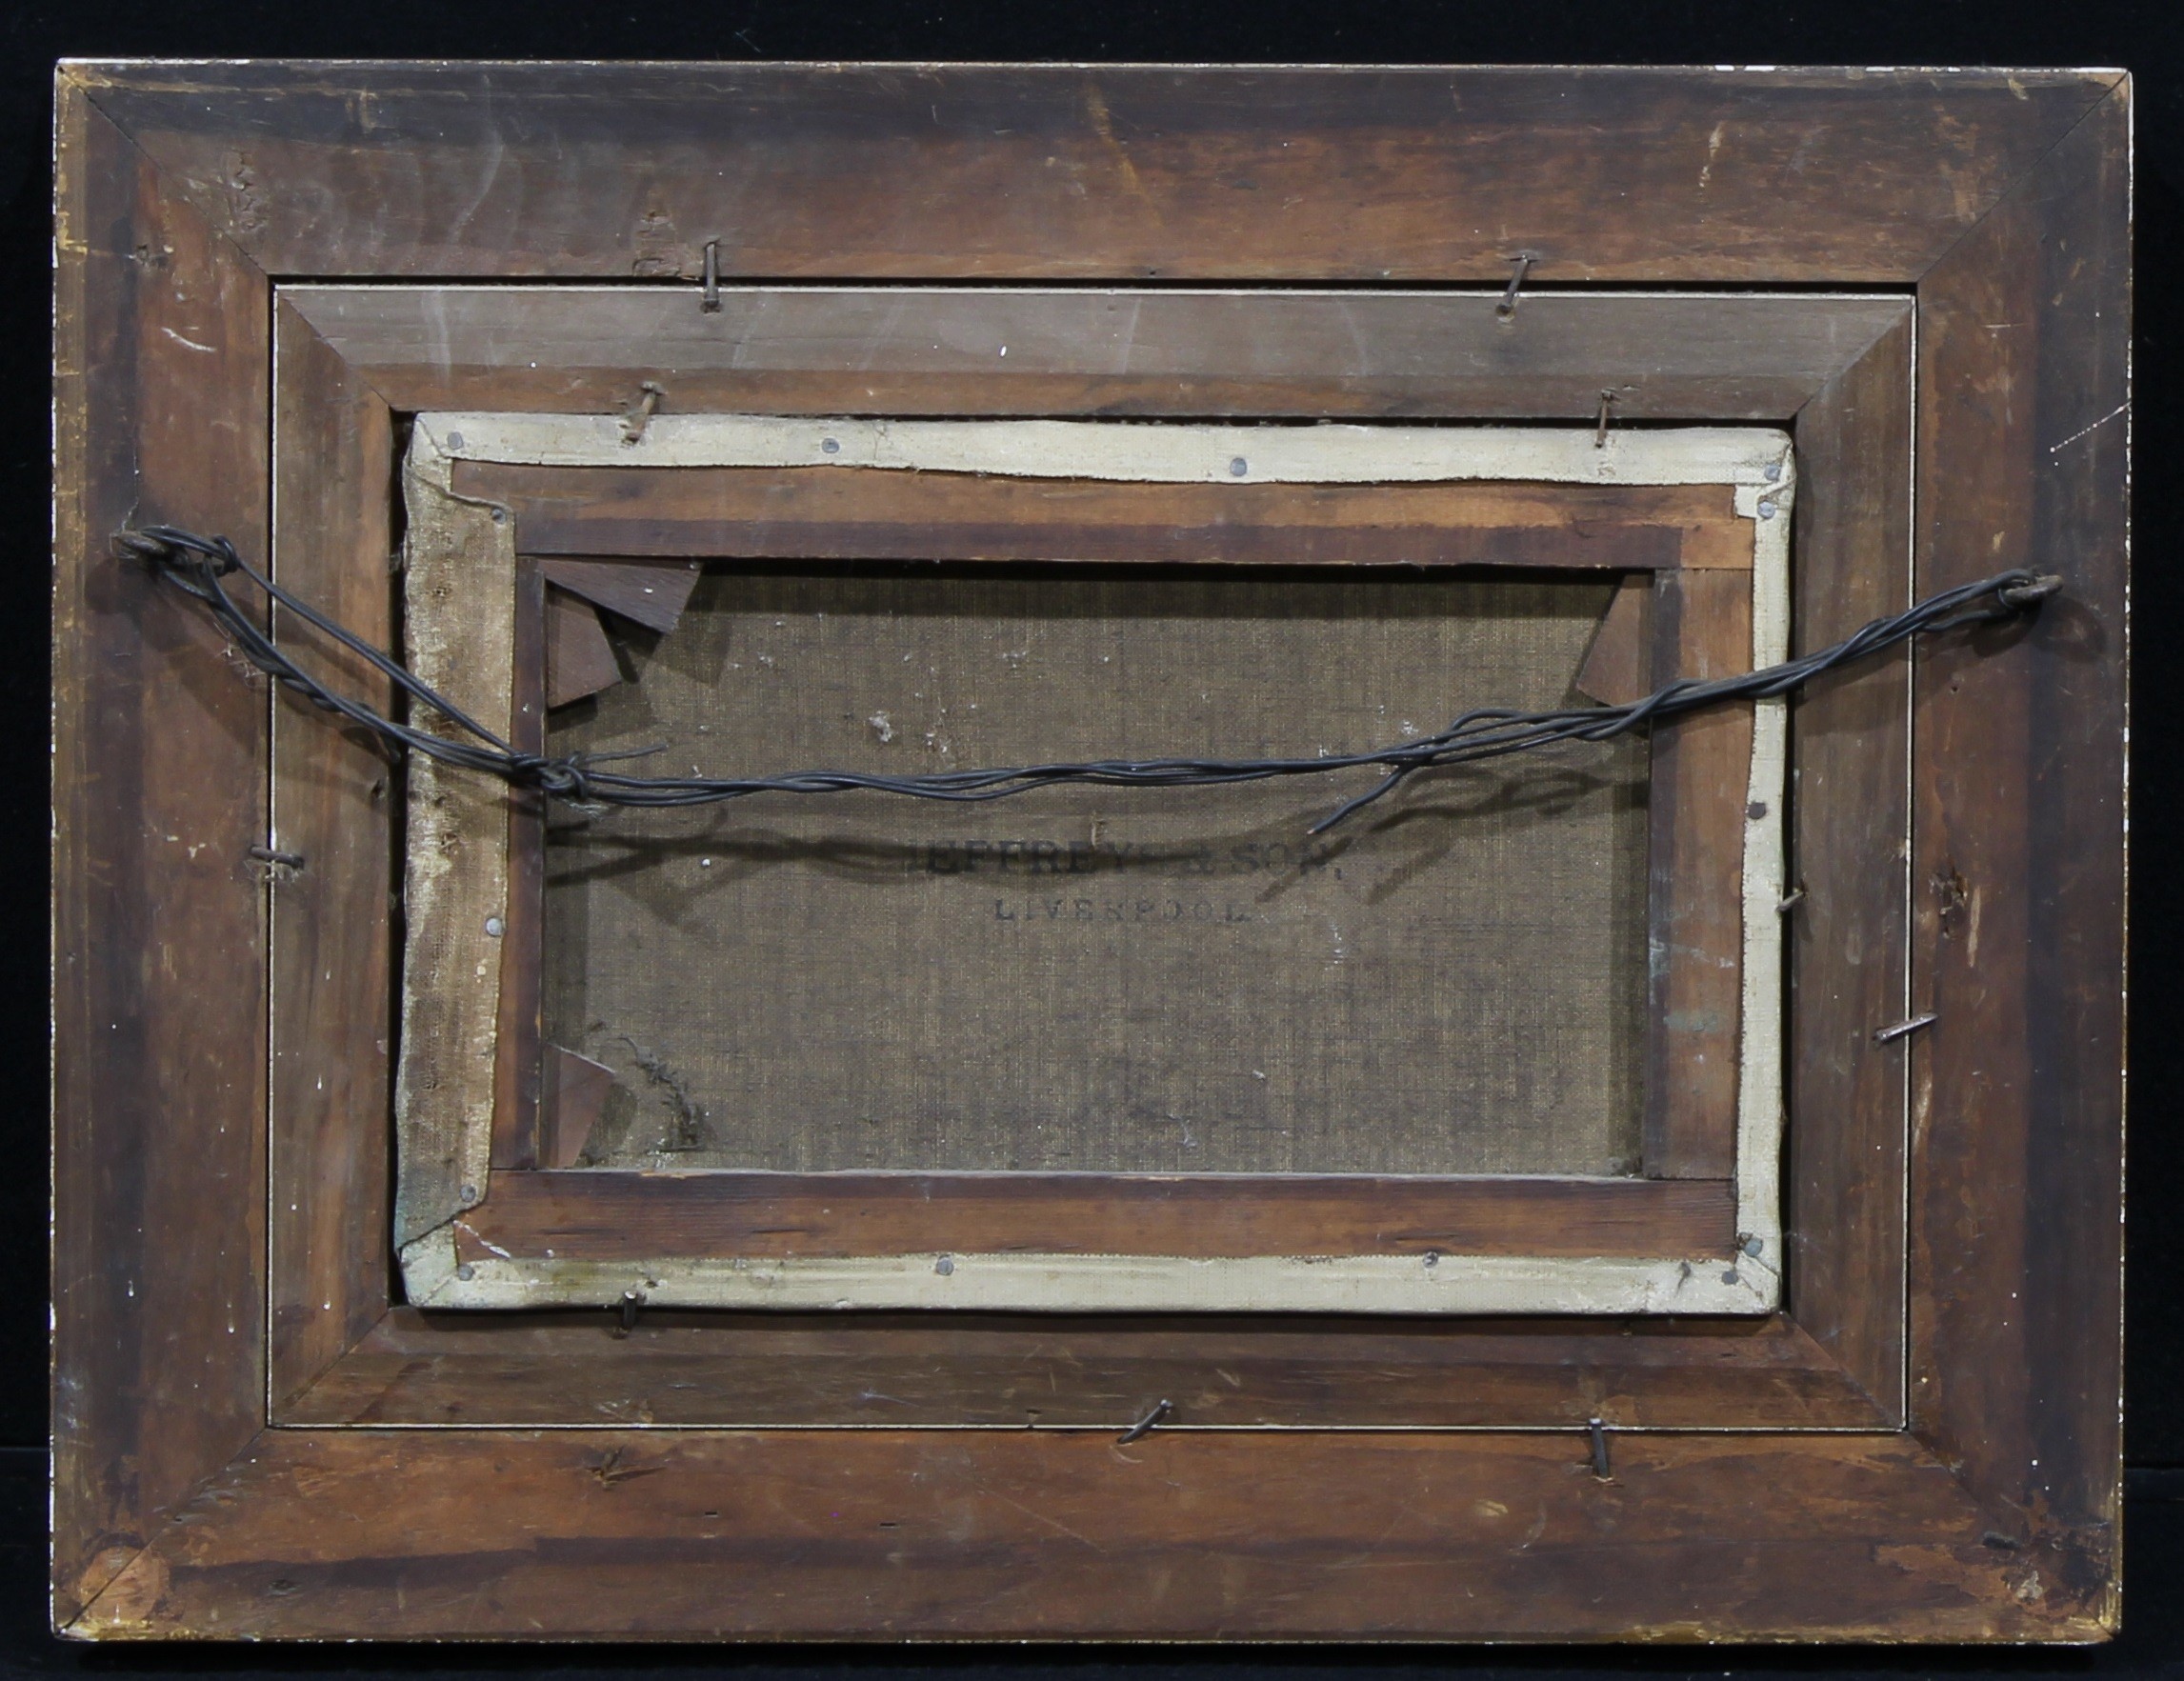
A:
[588, 1447, 663, 1488]
[2046, 403, 2127, 455]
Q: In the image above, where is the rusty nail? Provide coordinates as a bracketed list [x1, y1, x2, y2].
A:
[621, 381, 667, 445]
[1496, 252, 1534, 318]
[700, 239, 722, 312]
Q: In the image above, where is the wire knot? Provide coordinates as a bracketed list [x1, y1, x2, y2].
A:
[116, 525, 241, 577]
[1995, 572, 2064, 611]
[514, 755, 594, 802]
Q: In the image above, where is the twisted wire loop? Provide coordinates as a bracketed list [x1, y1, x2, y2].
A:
[117, 525, 2062, 836]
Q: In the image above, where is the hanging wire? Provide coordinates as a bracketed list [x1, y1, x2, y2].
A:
[116, 525, 2061, 836]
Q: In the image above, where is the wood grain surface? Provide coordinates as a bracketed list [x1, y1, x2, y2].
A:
[286, 1305, 1892, 1431]
[71, 1428, 2100, 1640]
[51, 85, 273, 1625]
[462, 462, 1736, 570]
[544, 588, 622, 708]
[74, 65, 2114, 282]
[457, 1171, 1736, 1264]
[267, 302, 394, 1412]
[291, 286, 1914, 421]
[1784, 310, 1914, 1423]
[1909, 88, 2127, 1574]
[487, 565, 548, 1173]
[1575, 574, 1654, 707]
[1643, 569, 1753, 1177]
[541, 557, 701, 634]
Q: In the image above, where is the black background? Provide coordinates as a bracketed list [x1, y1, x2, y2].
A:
[2, 0, 2178, 1671]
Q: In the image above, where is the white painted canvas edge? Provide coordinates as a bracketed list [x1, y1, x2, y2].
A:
[395, 416, 1793, 1314]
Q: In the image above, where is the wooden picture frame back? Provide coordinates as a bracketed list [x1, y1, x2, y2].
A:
[52, 64, 2125, 1640]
